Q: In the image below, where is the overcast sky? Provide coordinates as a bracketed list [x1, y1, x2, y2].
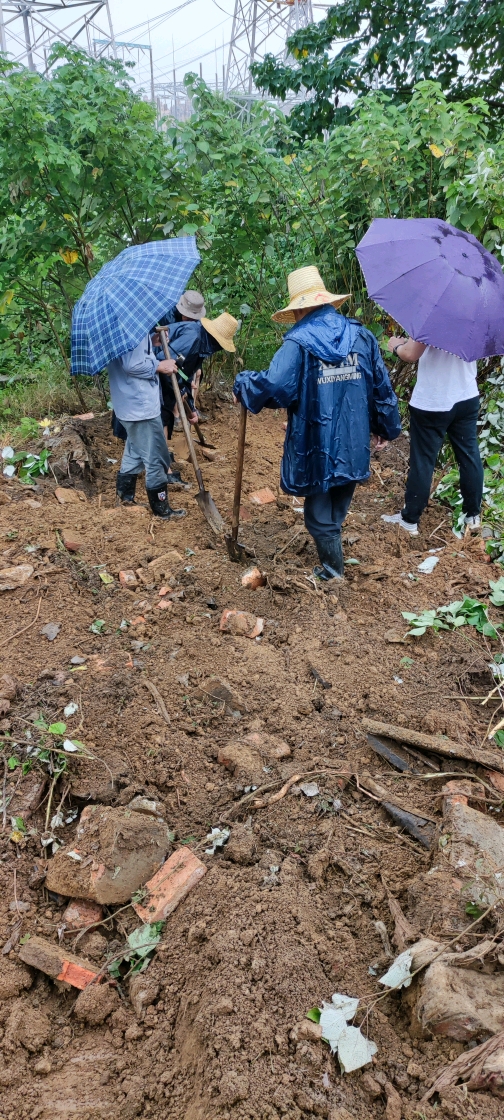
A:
[1, 0, 326, 97]
[107, 0, 326, 94]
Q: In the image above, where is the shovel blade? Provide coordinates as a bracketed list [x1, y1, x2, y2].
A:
[195, 490, 225, 535]
[225, 534, 253, 563]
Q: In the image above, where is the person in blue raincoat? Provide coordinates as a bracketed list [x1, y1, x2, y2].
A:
[155, 311, 238, 438]
[233, 266, 402, 580]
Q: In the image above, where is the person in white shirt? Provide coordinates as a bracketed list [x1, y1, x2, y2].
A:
[381, 336, 483, 536]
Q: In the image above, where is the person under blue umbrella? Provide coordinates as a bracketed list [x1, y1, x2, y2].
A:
[108, 334, 187, 520]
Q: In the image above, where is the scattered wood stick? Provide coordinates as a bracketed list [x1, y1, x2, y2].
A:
[358, 771, 437, 823]
[0, 595, 42, 649]
[142, 678, 170, 724]
[381, 873, 418, 950]
[273, 528, 305, 561]
[252, 773, 303, 809]
[363, 717, 504, 774]
[420, 1029, 504, 1104]
[309, 664, 332, 690]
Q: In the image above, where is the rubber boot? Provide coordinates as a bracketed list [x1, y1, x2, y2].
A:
[146, 485, 186, 520]
[116, 471, 138, 505]
[313, 533, 344, 581]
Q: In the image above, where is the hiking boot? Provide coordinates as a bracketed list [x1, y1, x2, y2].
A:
[146, 486, 186, 520]
[464, 514, 481, 534]
[173, 417, 183, 432]
[381, 511, 419, 536]
[116, 471, 139, 505]
[313, 533, 344, 581]
[167, 469, 191, 491]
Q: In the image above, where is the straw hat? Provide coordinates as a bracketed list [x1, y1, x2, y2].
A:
[201, 311, 238, 353]
[176, 289, 206, 319]
[272, 266, 349, 324]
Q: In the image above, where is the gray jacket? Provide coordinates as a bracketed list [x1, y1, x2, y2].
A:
[107, 334, 160, 421]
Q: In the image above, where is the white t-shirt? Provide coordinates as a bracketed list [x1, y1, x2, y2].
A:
[410, 346, 478, 412]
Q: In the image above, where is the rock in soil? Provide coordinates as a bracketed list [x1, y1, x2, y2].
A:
[416, 959, 504, 1040]
[73, 983, 120, 1025]
[45, 803, 172, 904]
[128, 974, 159, 1021]
[4, 1000, 52, 1051]
[0, 960, 33, 1000]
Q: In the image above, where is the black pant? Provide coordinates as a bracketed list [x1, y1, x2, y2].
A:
[403, 395, 483, 525]
[303, 481, 357, 539]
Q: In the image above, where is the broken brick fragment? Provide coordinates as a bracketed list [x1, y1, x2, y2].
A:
[219, 609, 263, 638]
[133, 847, 206, 923]
[62, 899, 103, 932]
[61, 528, 82, 552]
[18, 935, 100, 989]
[119, 570, 138, 589]
[249, 487, 276, 505]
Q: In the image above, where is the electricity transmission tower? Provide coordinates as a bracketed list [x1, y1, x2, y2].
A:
[0, 1, 116, 72]
[226, 0, 313, 97]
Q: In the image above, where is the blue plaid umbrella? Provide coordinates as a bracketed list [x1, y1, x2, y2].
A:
[71, 237, 200, 375]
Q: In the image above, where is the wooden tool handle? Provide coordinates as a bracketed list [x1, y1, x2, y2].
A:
[158, 328, 204, 493]
[231, 404, 247, 542]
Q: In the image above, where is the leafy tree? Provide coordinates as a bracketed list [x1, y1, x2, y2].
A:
[251, 0, 504, 139]
[0, 46, 186, 367]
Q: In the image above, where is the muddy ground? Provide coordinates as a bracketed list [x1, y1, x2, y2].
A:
[0, 396, 503, 1120]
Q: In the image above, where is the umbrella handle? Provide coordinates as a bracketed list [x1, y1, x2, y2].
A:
[231, 404, 247, 543]
[158, 327, 205, 494]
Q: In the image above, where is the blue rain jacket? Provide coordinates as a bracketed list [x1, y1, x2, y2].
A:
[233, 305, 401, 496]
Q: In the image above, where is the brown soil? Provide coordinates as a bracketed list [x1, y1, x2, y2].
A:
[0, 398, 503, 1120]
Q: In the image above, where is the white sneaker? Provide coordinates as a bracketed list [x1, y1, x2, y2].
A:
[464, 515, 481, 534]
[381, 512, 419, 536]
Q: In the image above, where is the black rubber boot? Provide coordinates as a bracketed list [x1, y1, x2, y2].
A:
[167, 469, 191, 491]
[116, 471, 139, 505]
[313, 533, 344, 581]
[146, 485, 186, 520]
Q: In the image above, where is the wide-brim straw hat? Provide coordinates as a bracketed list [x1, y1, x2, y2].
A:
[272, 266, 349, 324]
[201, 311, 238, 352]
[176, 289, 206, 319]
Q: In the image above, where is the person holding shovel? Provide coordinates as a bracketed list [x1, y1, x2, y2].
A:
[108, 332, 187, 520]
[156, 311, 238, 436]
[232, 266, 401, 580]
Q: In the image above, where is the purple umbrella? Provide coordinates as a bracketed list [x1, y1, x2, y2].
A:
[355, 217, 504, 361]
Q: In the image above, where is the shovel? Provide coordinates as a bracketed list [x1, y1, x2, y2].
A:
[226, 402, 252, 562]
[158, 328, 225, 535]
[180, 394, 216, 450]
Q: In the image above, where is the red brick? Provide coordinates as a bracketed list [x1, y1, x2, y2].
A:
[18, 935, 100, 989]
[133, 848, 206, 923]
[119, 569, 138, 588]
[249, 487, 276, 505]
[61, 528, 82, 552]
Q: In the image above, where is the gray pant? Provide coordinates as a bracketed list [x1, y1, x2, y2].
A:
[119, 415, 171, 490]
[303, 482, 356, 539]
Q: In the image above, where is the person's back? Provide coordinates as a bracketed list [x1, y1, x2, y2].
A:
[233, 266, 401, 580]
[411, 346, 478, 412]
[279, 305, 400, 494]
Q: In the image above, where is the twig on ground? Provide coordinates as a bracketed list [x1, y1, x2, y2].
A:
[142, 678, 170, 724]
[2, 756, 7, 831]
[0, 595, 42, 649]
[273, 528, 304, 561]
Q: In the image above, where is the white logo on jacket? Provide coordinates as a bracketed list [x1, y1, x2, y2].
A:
[317, 352, 361, 385]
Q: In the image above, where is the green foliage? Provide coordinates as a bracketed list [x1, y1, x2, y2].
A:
[490, 577, 504, 606]
[403, 595, 502, 639]
[252, 1, 504, 140]
[108, 922, 164, 978]
[2, 47, 504, 410]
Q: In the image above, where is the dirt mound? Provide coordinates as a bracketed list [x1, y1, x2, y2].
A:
[0, 406, 503, 1119]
